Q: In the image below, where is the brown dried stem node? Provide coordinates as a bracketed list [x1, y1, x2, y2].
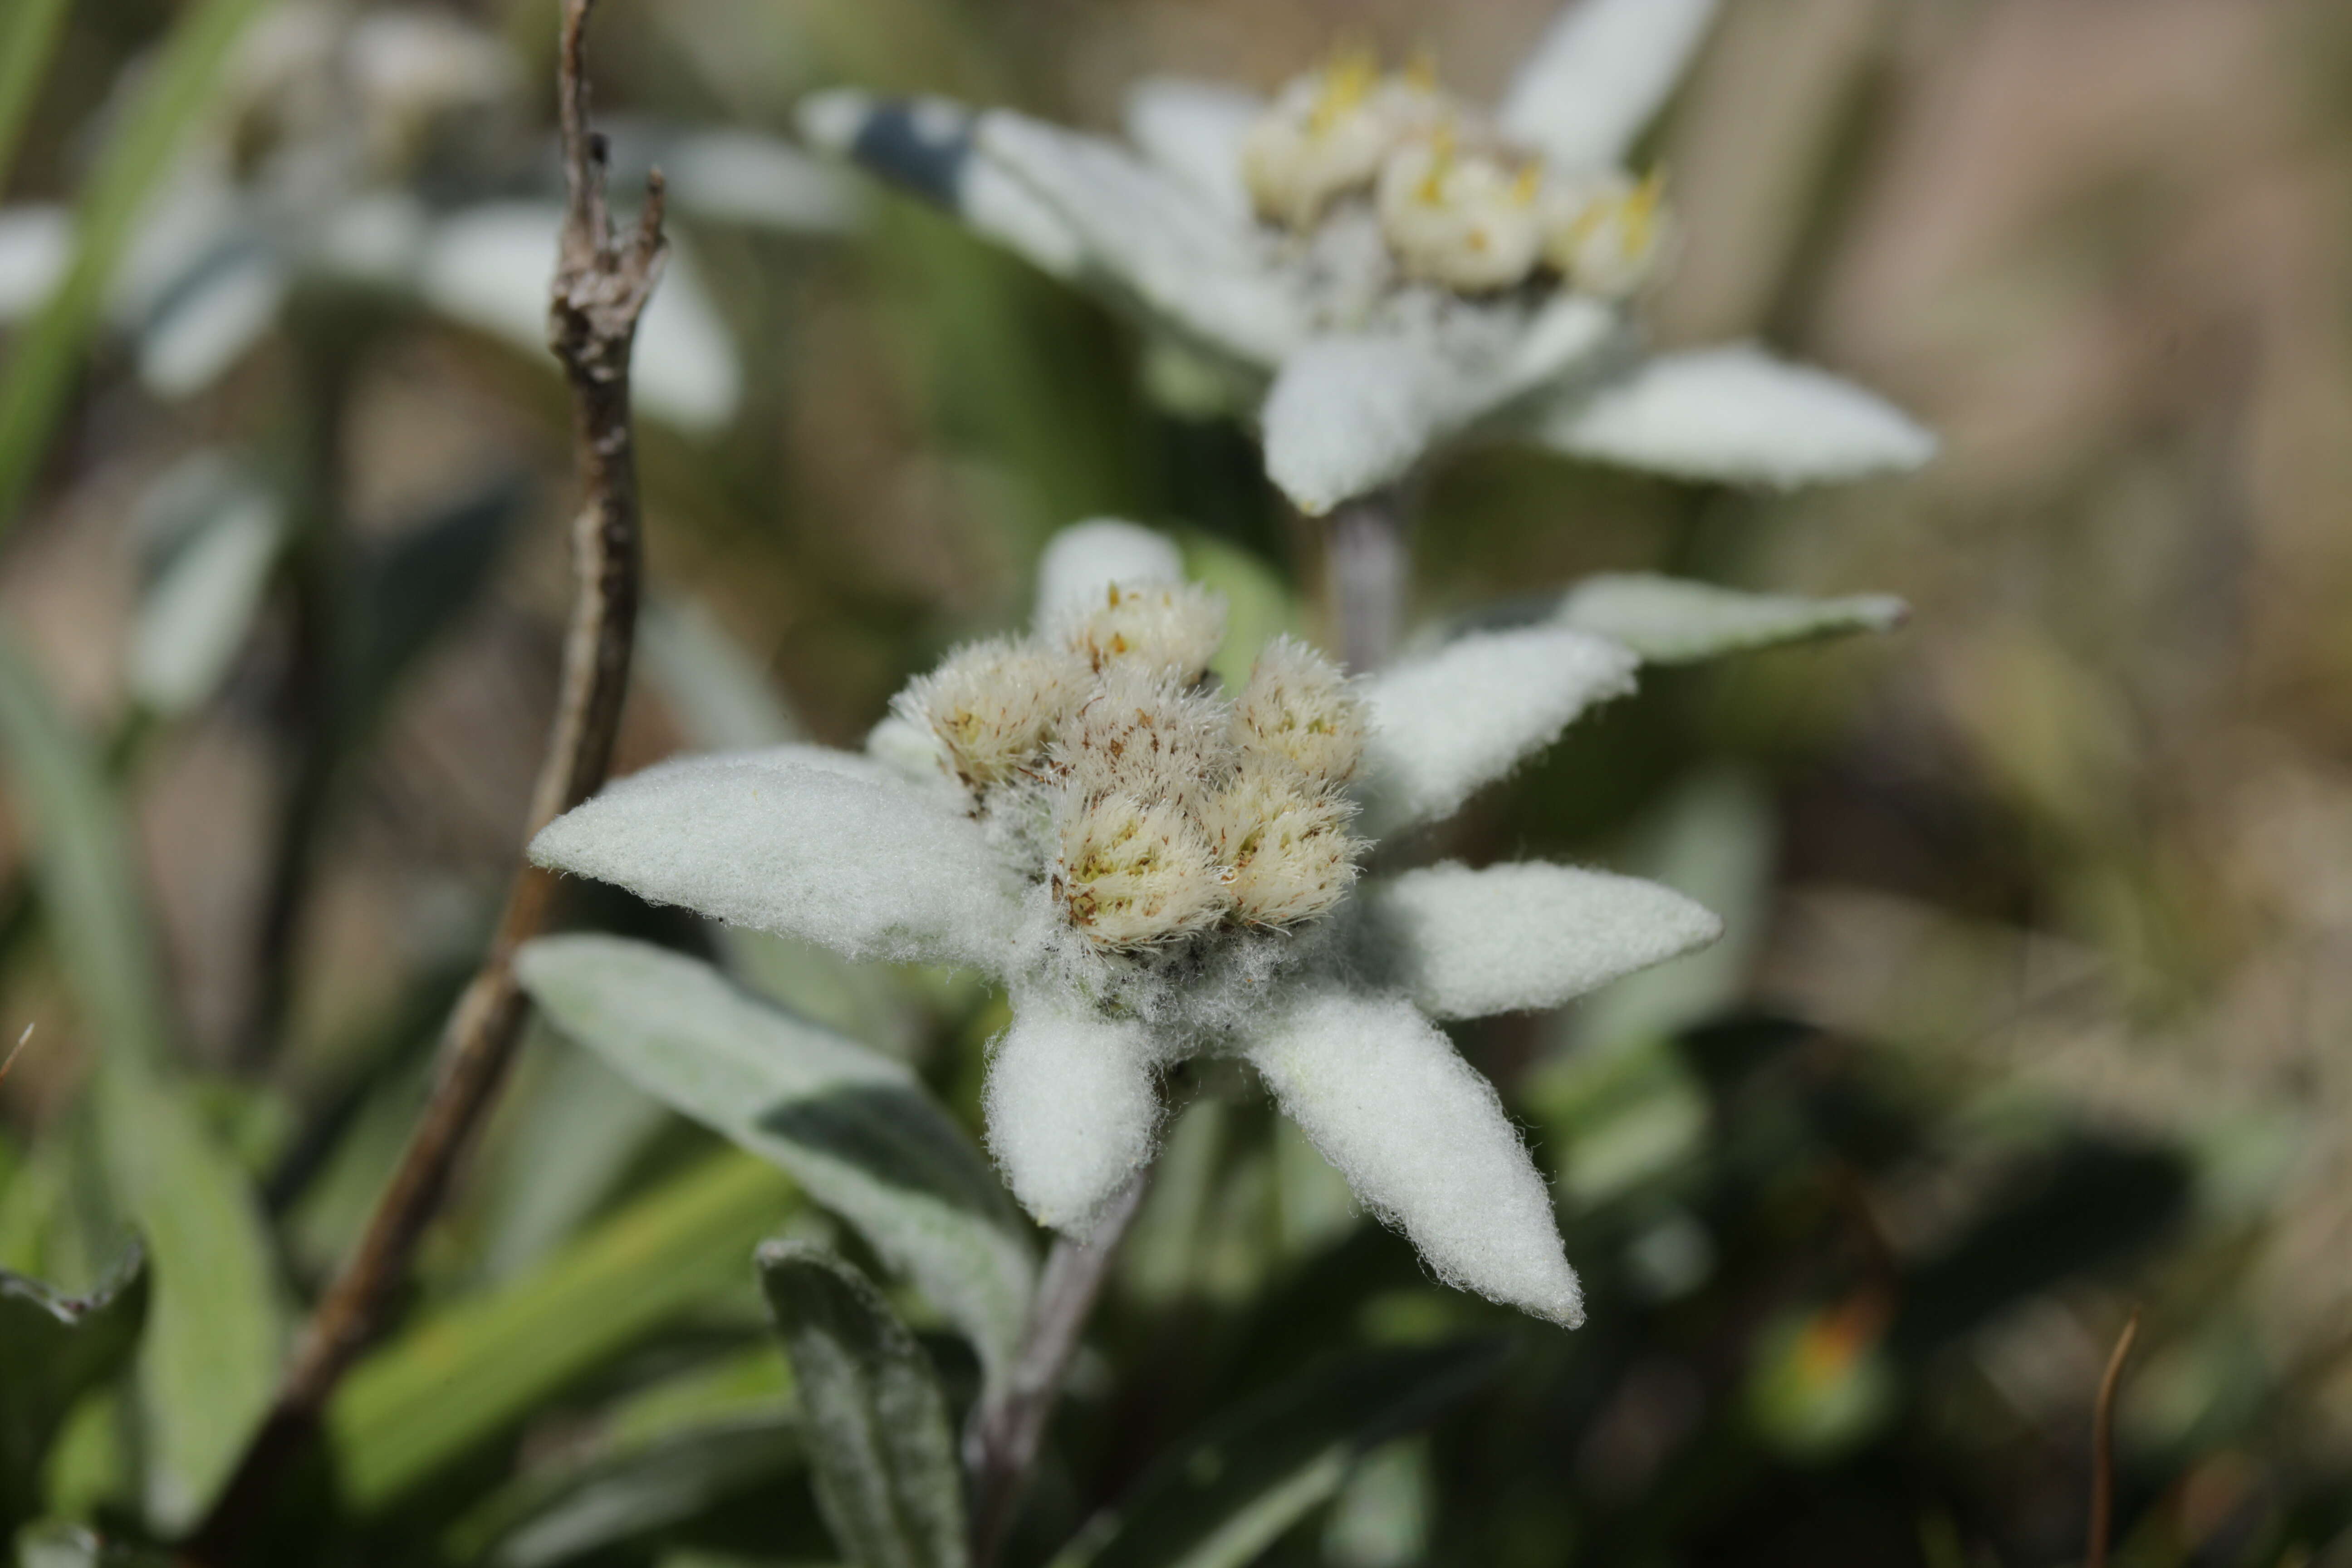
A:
[181, 2, 658, 1559]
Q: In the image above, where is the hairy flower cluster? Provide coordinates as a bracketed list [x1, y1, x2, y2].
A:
[897, 588, 1368, 960]
[1241, 49, 1668, 298]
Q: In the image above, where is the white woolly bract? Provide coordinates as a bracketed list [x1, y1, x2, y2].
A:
[1057, 666, 1233, 810]
[1534, 345, 1936, 488]
[1360, 627, 1637, 832]
[1053, 791, 1230, 951]
[527, 749, 1023, 971]
[979, 110, 1307, 368]
[1555, 573, 1908, 665]
[1230, 635, 1365, 784]
[1261, 333, 1464, 517]
[1060, 580, 1227, 682]
[1034, 519, 1186, 625]
[1499, 0, 1721, 169]
[895, 636, 1088, 789]
[1369, 861, 1721, 1020]
[1245, 987, 1583, 1326]
[1123, 76, 1261, 223]
[985, 1005, 1163, 1232]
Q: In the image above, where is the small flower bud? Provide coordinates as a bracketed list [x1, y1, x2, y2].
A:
[1061, 580, 1227, 683]
[1058, 666, 1234, 811]
[1200, 758, 1364, 928]
[1242, 54, 1450, 230]
[1230, 636, 1366, 785]
[1375, 129, 1546, 293]
[1054, 791, 1231, 949]
[894, 636, 1089, 790]
[1543, 169, 1671, 300]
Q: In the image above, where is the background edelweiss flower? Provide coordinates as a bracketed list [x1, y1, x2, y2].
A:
[530, 520, 1910, 1327]
[794, 0, 1935, 515]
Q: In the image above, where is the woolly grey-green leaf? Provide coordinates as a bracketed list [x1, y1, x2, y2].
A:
[757, 1242, 968, 1568]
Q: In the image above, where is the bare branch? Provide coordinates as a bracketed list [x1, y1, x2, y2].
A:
[181, 3, 657, 1558]
[2087, 1306, 2142, 1568]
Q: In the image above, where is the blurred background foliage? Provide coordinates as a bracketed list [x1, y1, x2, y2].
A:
[1, 0, 2350, 1564]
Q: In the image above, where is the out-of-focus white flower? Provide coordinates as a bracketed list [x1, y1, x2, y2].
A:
[0, 2, 854, 432]
[527, 519, 1793, 1328]
[798, 0, 1935, 514]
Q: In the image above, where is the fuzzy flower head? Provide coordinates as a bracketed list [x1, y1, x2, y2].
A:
[799, 0, 1935, 516]
[532, 523, 1874, 1332]
[900, 578, 1369, 974]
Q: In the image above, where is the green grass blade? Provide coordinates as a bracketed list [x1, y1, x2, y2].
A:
[0, 626, 284, 1529]
[0, 0, 274, 532]
[0, 0, 72, 189]
[329, 1152, 796, 1513]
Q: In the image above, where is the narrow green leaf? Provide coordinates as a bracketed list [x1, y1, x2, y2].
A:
[0, 628, 283, 1529]
[0, 627, 168, 1067]
[451, 1415, 817, 1568]
[0, 0, 275, 532]
[0, 1245, 148, 1536]
[518, 936, 1035, 1387]
[1553, 573, 1906, 665]
[474, 1030, 669, 1283]
[756, 1242, 968, 1568]
[329, 1152, 794, 1512]
[0, 0, 72, 188]
[1054, 1342, 1506, 1568]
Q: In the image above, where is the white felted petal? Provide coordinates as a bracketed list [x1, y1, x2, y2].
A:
[1556, 573, 1907, 664]
[137, 248, 289, 398]
[0, 204, 68, 321]
[1246, 987, 1582, 1326]
[1533, 345, 1936, 487]
[1360, 627, 1637, 832]
[421, 203, 744, 434]
[1034, 519, 1185, 625]
[665, 131, 862, 234]
[1123, 76, 1263, 223]
[1262, 335, 1458, 516]
[978, 111, 1305, 368]
[1369, 862, 1721, 1021]
[985, 1004, 1163, 1234]
[798, 90, 1086, 279]
[1266, 300, 1619, 515]
[1499, 0, 1721, 168]
[529, 747, 1022, 971]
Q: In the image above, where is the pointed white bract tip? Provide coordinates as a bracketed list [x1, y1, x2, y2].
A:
[1034, 520, 1186, 626]
[1247, 989, 1585, 1327]
[985, 1007, 1163, 1233]
[1372, 861, 1722, 1021]
[796, 88, 875, 155]
[1361, 627, 1639, 831]
[1540, 345, 1937, 488]
[865, 712, 947, 781]
[1262, 335, 1454, 516]
[1556, 573, 1910, 665]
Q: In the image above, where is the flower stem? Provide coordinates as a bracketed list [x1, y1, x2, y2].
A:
[1324, 487, 1410, 672]
[179, 5, 661, 1558]
[965, 1175, 1148, 1568]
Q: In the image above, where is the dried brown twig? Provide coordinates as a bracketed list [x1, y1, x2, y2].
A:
[182, 3, 659, 1557]
[2087, 1307, 2142, 1568]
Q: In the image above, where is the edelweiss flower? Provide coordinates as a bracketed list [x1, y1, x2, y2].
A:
[529, 521, 1744, 1328]
[795, 0, 1934, 515]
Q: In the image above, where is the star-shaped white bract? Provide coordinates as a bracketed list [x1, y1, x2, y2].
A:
[796, 0, 1935, 516]
[529, 520, 1744, 1329]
